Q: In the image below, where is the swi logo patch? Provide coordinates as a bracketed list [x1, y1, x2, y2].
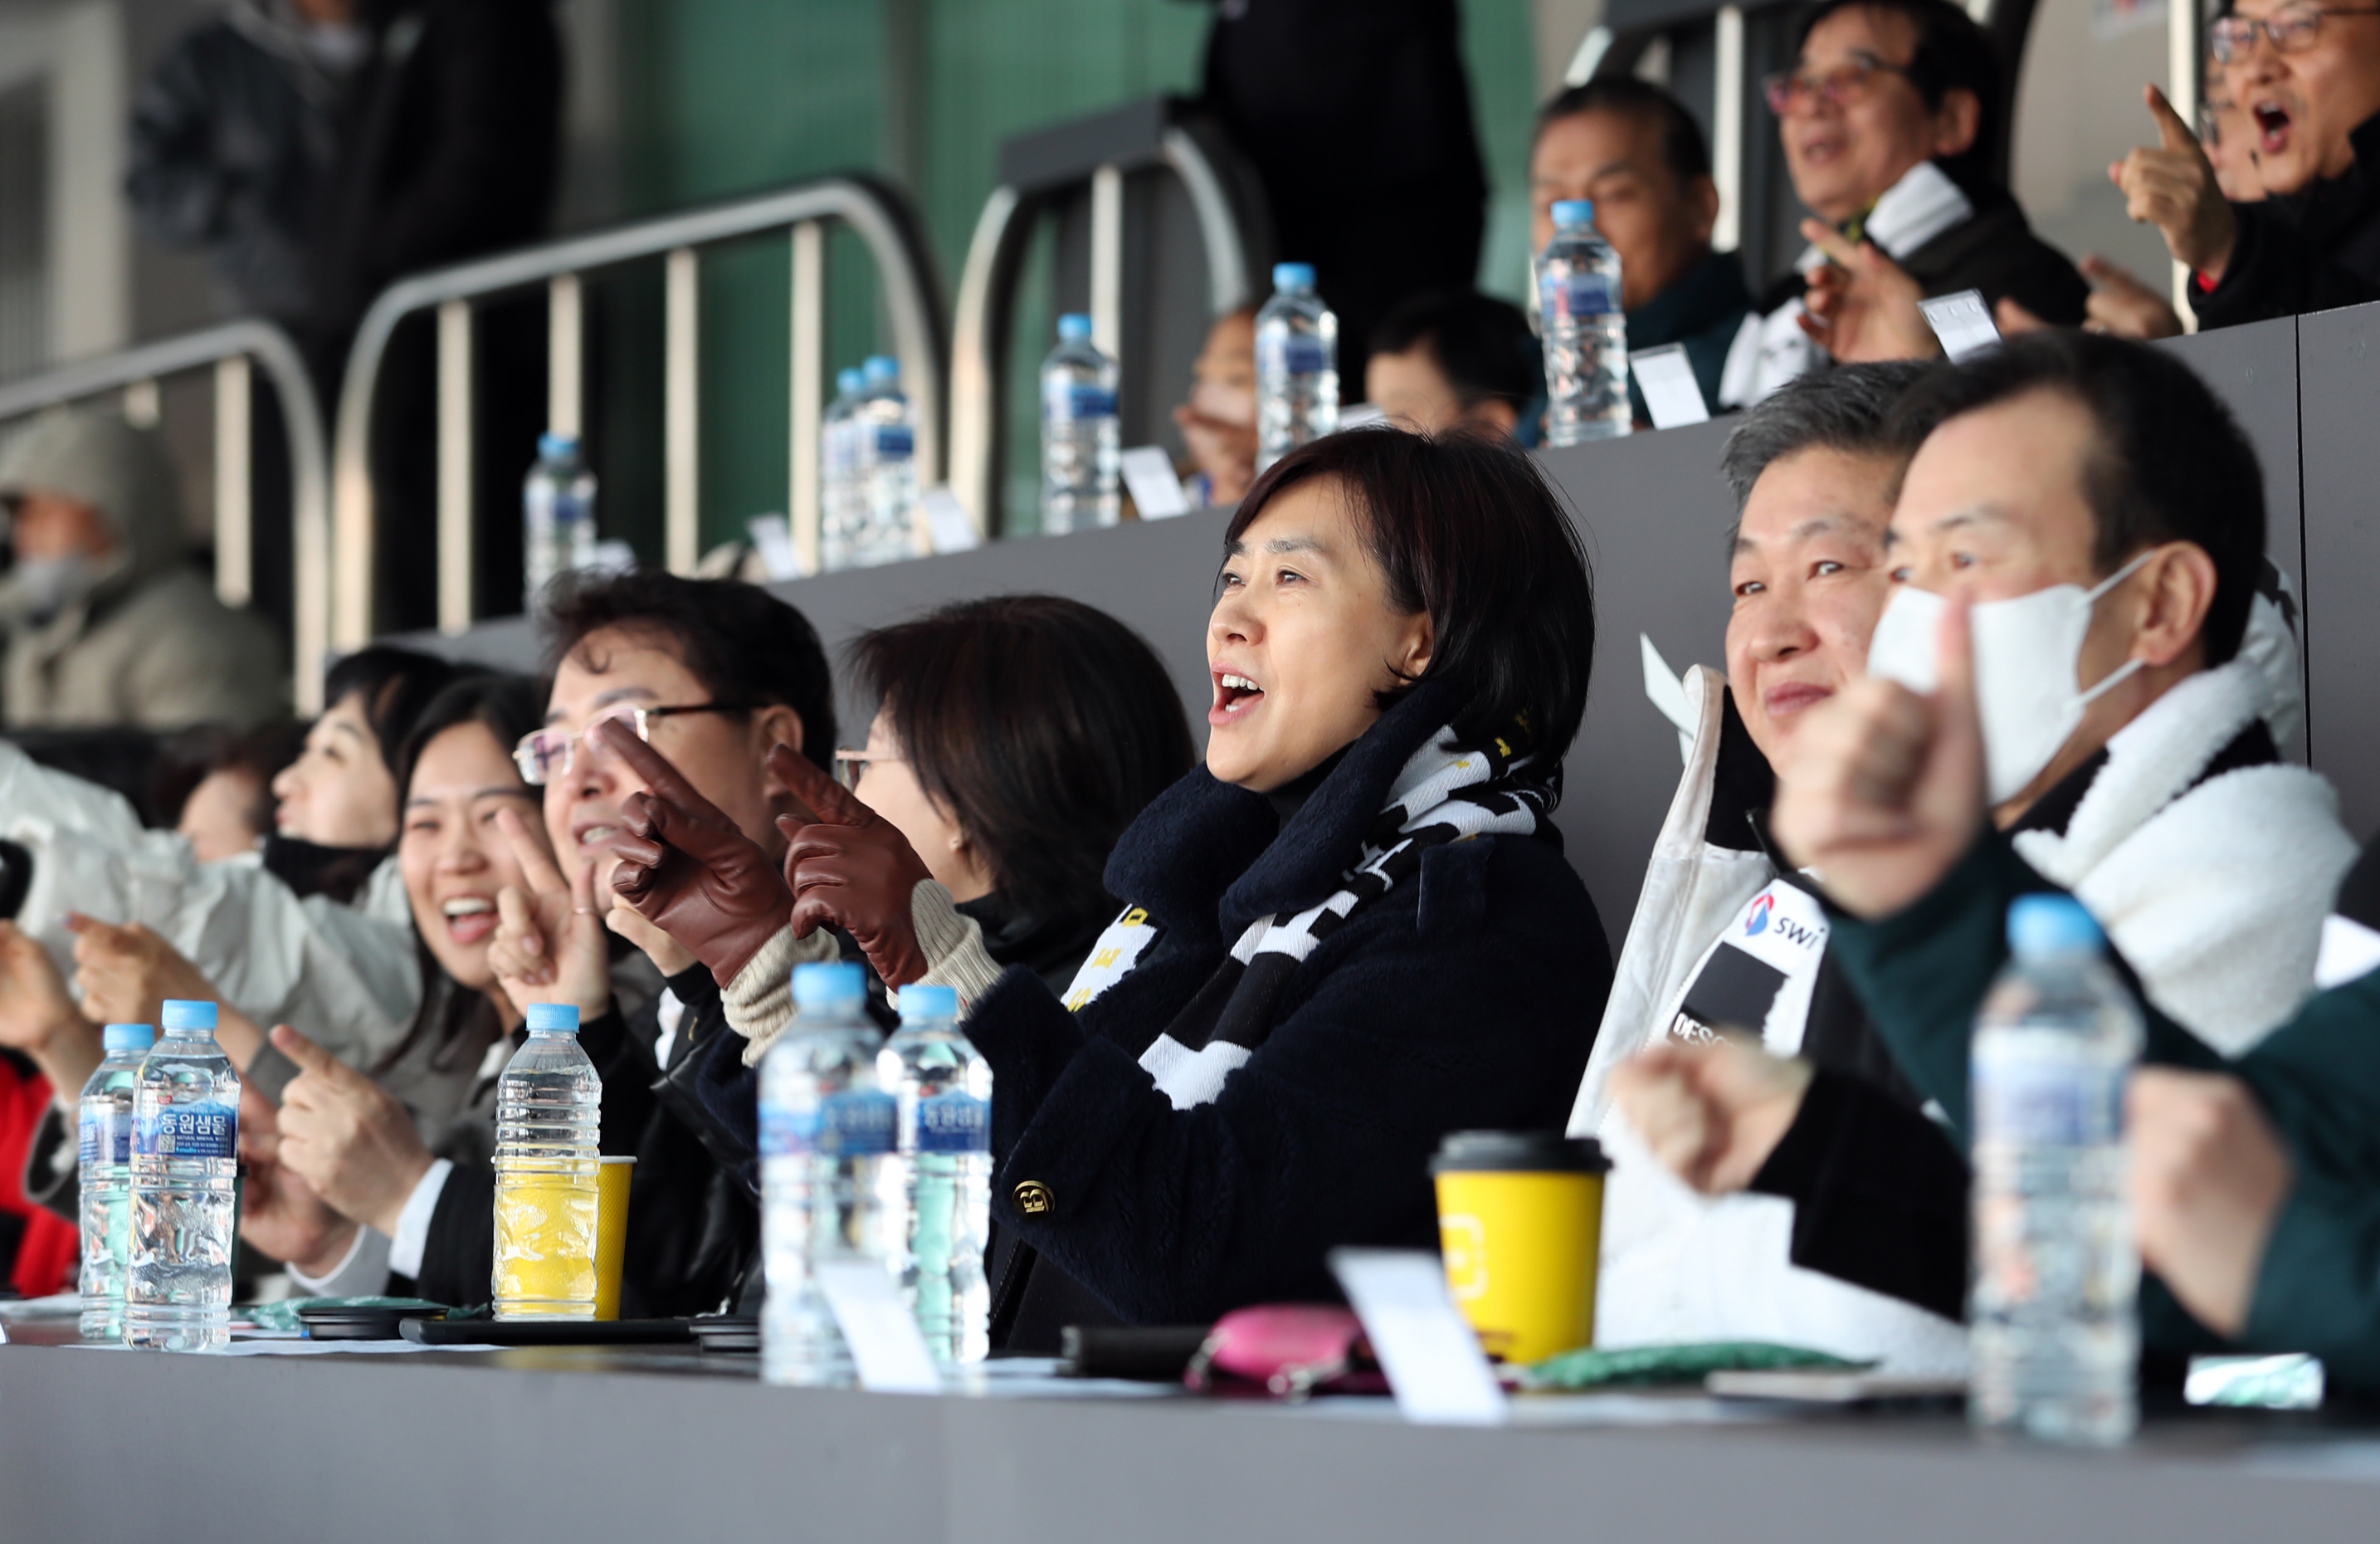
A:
[1745, 894, 1774, 936]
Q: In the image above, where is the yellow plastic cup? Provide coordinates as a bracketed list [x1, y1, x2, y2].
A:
[594, 1156, 636, 1322]
[1430, 1131, 1612, 1365]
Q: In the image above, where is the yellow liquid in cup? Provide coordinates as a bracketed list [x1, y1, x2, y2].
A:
[493, 1158, 599, 1320]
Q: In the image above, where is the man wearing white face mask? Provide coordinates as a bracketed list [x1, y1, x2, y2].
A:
[0, 406, 282, 730]
[1856, 332, 2353, 1056]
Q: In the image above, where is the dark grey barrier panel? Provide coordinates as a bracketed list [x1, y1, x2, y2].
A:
[1538, 422, 1738, 950]
[2298, 300, 2380, 838]
[2163, 315, 2304, 601]
[6, 1337, 2379, 1544]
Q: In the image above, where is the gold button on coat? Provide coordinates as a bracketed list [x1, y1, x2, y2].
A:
[1014, 1180, 1055, 1215]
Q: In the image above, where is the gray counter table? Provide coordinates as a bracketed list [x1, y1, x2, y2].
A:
[6, 1322, 2379, 1543]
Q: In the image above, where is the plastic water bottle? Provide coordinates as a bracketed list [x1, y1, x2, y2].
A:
[880, 985, 992, 1365]
[1256, 262, 1339, 472]
[761, 962, 896, 1386]
[125, 1001, 238, 1351]
[1534, 199, 1630, 445]
[1041, 314, 1120, 535]
[492, 1003, 602, 1320]
[524, 431, 598, 614]
[78, 1023, 155, 1341]
[820, 367, 868, 573]
[855, 356, 918, 568]
[1970, 896, 2144, 1445]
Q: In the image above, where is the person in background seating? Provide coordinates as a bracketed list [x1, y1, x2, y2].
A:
[0, 407, 282, 732]
[2110, 0, 2380, 327]
[1365, 292, 1543, 439]
[1533, 77, 1753, 418]
[1725, 0, 2087, 395]
[1175, 308, 1259, 510]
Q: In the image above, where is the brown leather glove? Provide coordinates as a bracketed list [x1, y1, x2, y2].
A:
[767, 742, 935, 989]
[594, 717, 796, 985]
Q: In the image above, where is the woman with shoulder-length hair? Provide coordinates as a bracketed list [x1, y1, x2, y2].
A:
[830, 594, 1196, 995]
[604, 428, 1612, 1331]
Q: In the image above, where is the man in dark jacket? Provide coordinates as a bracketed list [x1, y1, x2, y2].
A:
[1194, 0, 1489, 401]
[2112, 0, 2380, 327]
[1533, 78, 1753, 419]
[1724, 0, 2088, 403]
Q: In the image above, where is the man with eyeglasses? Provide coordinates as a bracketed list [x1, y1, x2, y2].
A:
[1721, 0, 2088, 405]
[2113, 0, 2380, 325]
[288, 569, 845, 1313]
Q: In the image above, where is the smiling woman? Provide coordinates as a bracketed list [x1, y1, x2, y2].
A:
[754, 427, 1612, 1343]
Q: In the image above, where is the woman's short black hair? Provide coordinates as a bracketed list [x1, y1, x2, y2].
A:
[541, 569, 837, 770]
[850, 596, 1195, 923]
[1226, 428, 1597, 773]
[1793, 0, 2006, 193]
[394, 673, 547, 802]
[1886, 330, 2265, 664]
[322, 646, 477, 772]
[1368, 292, 1544, 415]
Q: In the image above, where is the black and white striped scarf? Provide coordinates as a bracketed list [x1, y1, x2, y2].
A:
[1062, 722, 1554, 1110]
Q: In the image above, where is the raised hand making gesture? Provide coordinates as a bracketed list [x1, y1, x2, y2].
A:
[1797, 218, 1941, 364]
[2110, 83, 2237, 281]
[485, 806, 613, 1023]
[1772, 595, 1987, 919]
[593, 717, 797, 986]
[768, 742, 934, 989]
[271, 1022, 433, 1239]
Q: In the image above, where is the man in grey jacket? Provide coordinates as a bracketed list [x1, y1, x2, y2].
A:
[0, 406, 283, 730]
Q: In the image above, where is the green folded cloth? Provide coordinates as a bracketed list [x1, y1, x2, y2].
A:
[1522, 1341, 1874, 1390]
[240, 1297, 449, 1333]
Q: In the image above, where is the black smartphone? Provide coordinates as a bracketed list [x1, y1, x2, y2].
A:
[0, 838, 29, 922]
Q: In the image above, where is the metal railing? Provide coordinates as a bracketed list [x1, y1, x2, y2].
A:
[949, 98, 1269, 536]
[0, 320, 332, 712]
[330, 173, 949, 648]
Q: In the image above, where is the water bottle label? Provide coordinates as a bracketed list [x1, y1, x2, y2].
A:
[1264, 335, 1329, 377]
[760, 1088, 897, 1157]
[875, 426, 915, 461]
[134, 1101, 237, 1160]
[1540, 271, 1619, 320]
[915, 1092, 990, 1154]
[80, 1109, 131, 1169]
[1046, 382, 1118, 421]
[1973, 1034, 2123, 1146]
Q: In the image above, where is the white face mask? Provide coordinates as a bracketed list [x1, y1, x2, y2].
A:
[0, 553, 96, 627]
[1865, 551, 2154, 806]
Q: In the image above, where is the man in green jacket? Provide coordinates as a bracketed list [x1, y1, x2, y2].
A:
[1762, 477, 2380, 1390]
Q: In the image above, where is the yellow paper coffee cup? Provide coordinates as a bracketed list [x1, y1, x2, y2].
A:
[594, 1156, 636, 1322]
[1431, 1131, 1611, 1364]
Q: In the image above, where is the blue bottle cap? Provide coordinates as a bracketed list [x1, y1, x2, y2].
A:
[1056, 313, 1095, 343]
[863, 355, 900, 385]
[793, 961, 867, 1012]
[900, 985, 959, 1022]
[161, 999, 217, 1033]
[525, 1003, 582, 1033]
[1551, 199, 1596, 227]
[1272, 262, 1316, 291]
[2007, 895, 2104, 958]
[103, 1024, 156, 1053]
[837, 367, 866, 395]
[539, 431, 580, 460]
